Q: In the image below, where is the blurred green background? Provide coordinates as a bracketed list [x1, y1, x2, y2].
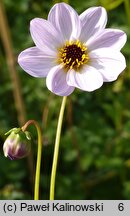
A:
[0, 0, 130, 200]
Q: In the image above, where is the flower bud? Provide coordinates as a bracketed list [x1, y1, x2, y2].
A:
[3, 128, 31, 160]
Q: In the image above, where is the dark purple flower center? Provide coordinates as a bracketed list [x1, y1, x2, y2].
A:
[59, 40, 89, 71]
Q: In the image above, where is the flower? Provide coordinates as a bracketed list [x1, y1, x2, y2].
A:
[3, 128, 31, 160]
[18, 3, 127, 96]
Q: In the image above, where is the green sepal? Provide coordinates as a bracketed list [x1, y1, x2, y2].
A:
[25, 131, 32, 140]
[5, 128, 21, 136]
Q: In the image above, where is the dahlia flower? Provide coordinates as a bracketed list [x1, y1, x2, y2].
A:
[18, 3, 127, 96]
[3, 128, 31, 160]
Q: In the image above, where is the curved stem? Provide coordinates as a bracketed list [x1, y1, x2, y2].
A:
[22, 120, 42, 200]
[50, 96, 67, 200]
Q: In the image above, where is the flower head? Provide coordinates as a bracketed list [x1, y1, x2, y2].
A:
[18, 3, 127, 96]
[3, 128, 31, 160]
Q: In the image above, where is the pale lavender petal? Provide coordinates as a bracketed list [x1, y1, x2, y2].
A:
[48, 3, 81, 40]
[89, 48, 126, 81]
[18, 47, 56, 77]
[67, 65, 103, 91]
[79, 7, 107, 43]
[87, 29, 127, 51]
[46, 65, 75, 96]
[30, 18, 64, 54]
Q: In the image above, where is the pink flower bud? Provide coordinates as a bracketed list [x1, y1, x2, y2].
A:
[3, 128, 31, 160]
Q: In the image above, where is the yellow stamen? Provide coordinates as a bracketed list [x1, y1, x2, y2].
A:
[58, 40, 89, 72]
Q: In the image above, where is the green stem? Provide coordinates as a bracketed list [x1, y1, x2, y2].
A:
[50, 96, 67, 200]
[124, 0, 130, 26]
[22, 120, 42, 200]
